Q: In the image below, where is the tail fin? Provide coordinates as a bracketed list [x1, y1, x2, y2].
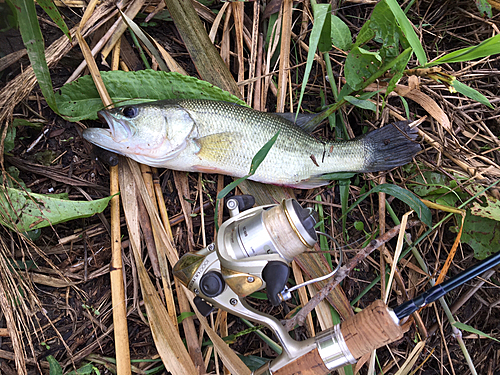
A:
[363, 121, 421, 172]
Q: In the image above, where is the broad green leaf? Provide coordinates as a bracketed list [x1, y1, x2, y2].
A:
[345, 47, 382, 90]
[0, 187, 112, 232]
[411, 171, 458, 197]
[368, 0, 403, 60]
[346, 183, 432, 227]
[36, 0, 71, 41]
[15, 0, 58, 112]
[460, 209, 500, 259]
[353, 20, 375, 49]
[426, 34, 500, 67]
[385, 0, 427, 65]
[330, 15, 352, 51]
[0, 0, 18, 32]
[452, 80, 493, 109]
[296, 2, 331, 115]
[47, 355, 63, 375]
[56, 70, 246, 121]
[344, 95, 376, 111]
[470, 186, 500, 222]
[453, 321, 500, 343]
[475, 0, 493, 18]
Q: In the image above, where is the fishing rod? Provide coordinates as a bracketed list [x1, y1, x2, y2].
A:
[173, 196, 500, 375]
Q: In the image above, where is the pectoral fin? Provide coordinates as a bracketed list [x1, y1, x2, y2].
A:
[195, 132, 239, 163]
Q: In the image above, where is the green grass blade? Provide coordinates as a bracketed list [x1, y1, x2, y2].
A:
[452, 80, 493, 109]
[248, 131, 280, 175]
[215, 131, 280, 230]
[36, 0, 71, 41]
[344, 95, 376, 112]
[345, 183, 432, 227]
[453, 322, 500, 343]
[426, 34, 500, 67]
[15, 0, 58, 112]
[217, 131, 280, 199]
[295, 2, 330, 117]
[385, 0, 427, 65]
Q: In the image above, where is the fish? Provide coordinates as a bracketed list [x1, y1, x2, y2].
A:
[83, 99, 421, 188]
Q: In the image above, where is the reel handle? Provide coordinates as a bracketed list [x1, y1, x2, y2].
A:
[255, 300, 406, 375]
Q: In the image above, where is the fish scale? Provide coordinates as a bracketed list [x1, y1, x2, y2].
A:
[83, 99, 421, 188]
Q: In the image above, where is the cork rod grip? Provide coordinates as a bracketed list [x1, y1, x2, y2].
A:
[341, 300, 404, 359]
[271, 348, 330, 375]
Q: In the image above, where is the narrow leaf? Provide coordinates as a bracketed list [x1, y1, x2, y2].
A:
[249, 131, 280, 175]
[344, 96, 376, 111]
[36, 0, 71, 41]
[312, 3, 331, 53]
[453, 322, 500, 343]
[296, 3, 330, 116]
[346, 183, 432, 227]
[215, 131, 280, 230]
[217, 131, 280, 201]
[452, 80, 493, 108]
[15, 0, 58, 112]
[385, 0, 427, 65]
[426, 34, 500, 67]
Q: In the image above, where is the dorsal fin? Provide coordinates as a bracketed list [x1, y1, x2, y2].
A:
[273, 112, 322, 133]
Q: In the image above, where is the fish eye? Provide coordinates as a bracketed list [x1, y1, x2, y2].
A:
[122, 106, 138, 118]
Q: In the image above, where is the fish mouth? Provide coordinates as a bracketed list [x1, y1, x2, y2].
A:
[82, 111, 132, 154]
[97, 110, 133, 140]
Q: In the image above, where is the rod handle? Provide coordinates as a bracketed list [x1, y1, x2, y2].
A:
[266, 348, 330, 375]
[256, 300, 406, 375]
[341, 300, 405, 359]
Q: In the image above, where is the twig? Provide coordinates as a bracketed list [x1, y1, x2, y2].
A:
[284, 220, 420, 331]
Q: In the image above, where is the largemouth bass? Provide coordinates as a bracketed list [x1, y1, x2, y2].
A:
[83, 99, 420, 188]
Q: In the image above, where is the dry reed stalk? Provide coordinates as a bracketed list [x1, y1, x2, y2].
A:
[101, 0, 147, 59]
[246, 0, 260, 107]
[220, 4, 232, 69]
[232, 1, 245, 96]
[75, 24, 132, 375]
[175, 277, 206, 374]
[209, 2, 230, 43]
[276, 0, 293, 112]
[253, 33, 263, 111]
[173, 172, 195, 251]
[291, 260, 315, 336]
[0, 277, 26, 375]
